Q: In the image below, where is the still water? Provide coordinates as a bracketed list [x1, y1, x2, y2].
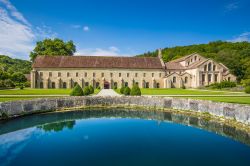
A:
[0, 109, 250, 166]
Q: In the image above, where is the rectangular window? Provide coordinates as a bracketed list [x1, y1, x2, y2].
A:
[102, 73, 104, 77]
[127, 73, 129, 77]
[67, 72, 70, 77]
[135, 73, 138, 77]
[159, 73, 161, 77]
[110, 73, 113, 77]
[49, 72, 52, 77]
[214, 74, 218, 82]
[143, 73, 146, 77]
[76, 72, 78, 77]
[85, 72, 87, 77]
[93, 73, 96, 77]
[58, 72, 61, 77]
[119, 73, 121, 77]
[152, 73, 154, 77]
[40, 72, 43, 77]
[208, 74, 212, 82]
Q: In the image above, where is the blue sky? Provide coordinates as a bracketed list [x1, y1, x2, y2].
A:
[0, 0, 250, 59]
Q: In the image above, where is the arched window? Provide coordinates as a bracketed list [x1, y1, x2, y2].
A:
[63, 82, 67, 89]
[114, 82, 118, 88]
[40, 82, 44, 89]
[213, 65, 216, 71]
[185, 77, 188, 83]
[204, 65, 207, 71]
[51, 82, 55, 89]
[173, 77, 176, 83]
[208, 63, 212, 71]
[156, 83, 160, 88]
[228, 77, 231, 81]
[125, 82, 128, 87]
[146, 82, 149, 88]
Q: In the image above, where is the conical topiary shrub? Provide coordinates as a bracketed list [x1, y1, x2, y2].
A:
[123, 86, 131, 96]
[70, 83, 83, 96]
[83, 86, 91, 96]
[120, 86, 125, 94]
[130, 84, 141, 96]
[89, 85, 94, 94]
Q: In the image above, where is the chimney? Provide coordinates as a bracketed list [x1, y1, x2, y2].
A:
[158, 48, 162, 58]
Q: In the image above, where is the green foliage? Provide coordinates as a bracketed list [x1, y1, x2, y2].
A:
[0, 79, 15, 89]
[38, 121, 75, 132]
[0, 55, 31, 74]
[138, 41, 250, 81]
[123, 86, 131, 96]
[11, 72, 27, 85]
[209, 81, 236, 89]
[96, 86, 101, 90]
[83, 86, 91, 96]
[130, 84, 141, 96]
[70, 83, 83, 96]
[89, 85, 94, 94]
[30, 38, 76, 61]
[120, 86, 125, 94]
[245, 86, 250, 94]
[241, 79, 250, 87]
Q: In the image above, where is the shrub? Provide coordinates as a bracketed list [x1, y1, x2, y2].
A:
[245, 86, 250, 94]
[130, 84, 141, 96]
[120, 86, 125, 94]
[113, 85, 117, 89]
[24, 81, 31, 88]
[209, 81, 236, 89]
[123, 87, 131, 96]
[83, 86, 91, 96]
[96, 86, 101, 90]
[70, 83, 83, 96]
[181, 85, 186, 89]
[241, 79, 250, 87]
[89, 85, 94, 94]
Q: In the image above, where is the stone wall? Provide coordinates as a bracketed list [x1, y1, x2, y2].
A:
[0, 96, 250, 125]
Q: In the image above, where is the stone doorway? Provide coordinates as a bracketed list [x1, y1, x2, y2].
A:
[104, 81, 110, 89]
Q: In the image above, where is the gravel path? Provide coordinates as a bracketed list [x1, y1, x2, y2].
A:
[96, 89, 121, 97]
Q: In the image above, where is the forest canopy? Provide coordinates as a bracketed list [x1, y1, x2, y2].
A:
[138, 41, 250, 81]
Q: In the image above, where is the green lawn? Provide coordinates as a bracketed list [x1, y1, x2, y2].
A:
[0, 88, 100, 95]
[182, 97, 250, 105]
[0, 97, 48, 102]
[116, 88, 245, 95]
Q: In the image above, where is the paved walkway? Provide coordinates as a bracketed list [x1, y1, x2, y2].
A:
[96, 89, 121, 97]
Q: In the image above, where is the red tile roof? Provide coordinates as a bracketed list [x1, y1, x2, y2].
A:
[32, 56, 164, 69]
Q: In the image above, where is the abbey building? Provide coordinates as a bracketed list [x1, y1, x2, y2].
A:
[31, 50, 236, 89]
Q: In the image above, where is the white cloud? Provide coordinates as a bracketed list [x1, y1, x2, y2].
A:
[228, 32, 250, 42]
[0, 0, 57, 59]
[224, 2, 239, 12]
[0, 0, 30, 25]
[71, 24, 81, 29]
[0, 7, 34, 59]
[83, 26, 90, 32]
[75, 46, 131, 57]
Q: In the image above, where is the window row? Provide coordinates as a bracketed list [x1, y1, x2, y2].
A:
[39, 72, 163, 78]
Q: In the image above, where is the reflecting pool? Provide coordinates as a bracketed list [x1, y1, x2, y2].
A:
[0, 109, 250, 166]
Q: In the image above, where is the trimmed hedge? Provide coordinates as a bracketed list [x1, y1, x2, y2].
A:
[209, 81, 236, 89]
[70, 83, 83, 96]
[83, 86, 91, 96]
[89, 85, 94, 94]
[245, 86, 250, 94]
[130, 84, 141, 96]
[124, 87, 131, 96]
[120, 86, 125, 94]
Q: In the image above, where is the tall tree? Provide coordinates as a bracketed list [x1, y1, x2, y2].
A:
[30, 38, 76, 61]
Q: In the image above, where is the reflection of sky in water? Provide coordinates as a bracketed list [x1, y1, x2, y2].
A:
[0, 128, 41, 166]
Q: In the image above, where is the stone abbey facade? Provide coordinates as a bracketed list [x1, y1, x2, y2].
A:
[31, 50, 236, 89]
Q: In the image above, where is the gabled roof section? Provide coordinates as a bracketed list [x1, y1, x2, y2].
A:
[169, 53, 199, 63]
[32, 56, 164, 69]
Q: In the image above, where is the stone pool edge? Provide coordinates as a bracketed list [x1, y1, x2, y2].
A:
[0, 96, 250, 126]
